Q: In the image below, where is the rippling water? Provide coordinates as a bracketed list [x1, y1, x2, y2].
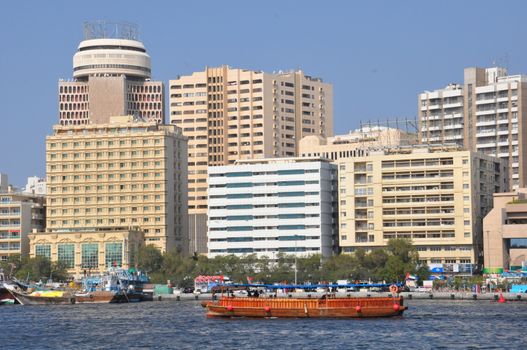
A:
[1, 299, 526, 349]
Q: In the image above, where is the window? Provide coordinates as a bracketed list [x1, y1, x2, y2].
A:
[35, 245, 51, 260]
[81, 243, 99, 269]
[58, 244, 75, 269]
[105, 242, 123, 268]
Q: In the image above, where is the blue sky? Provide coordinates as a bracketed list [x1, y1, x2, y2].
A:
[1, 0, 526, 185]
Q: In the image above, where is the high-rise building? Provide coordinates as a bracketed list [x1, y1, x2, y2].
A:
[30, 116, 188, 276]
[0, 174, 45, 261]
[419, 66, 527, 189]
[207, 158, 337, 259]
[299, 124, 417, 161]
[337, 145, 508, 270]
[59, 21, 164, 126]
[169, 65, 333, 254]
[482, 189, 527, 274]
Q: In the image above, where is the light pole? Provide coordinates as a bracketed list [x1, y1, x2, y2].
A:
[294, 235, 298, 285]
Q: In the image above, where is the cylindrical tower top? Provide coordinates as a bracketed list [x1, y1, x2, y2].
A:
[73, 21, 151, 79]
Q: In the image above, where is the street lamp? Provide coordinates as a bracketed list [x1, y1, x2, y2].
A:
[294, 235, 298, 285]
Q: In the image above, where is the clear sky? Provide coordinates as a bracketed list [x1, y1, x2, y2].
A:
[1, 0, 526, 186]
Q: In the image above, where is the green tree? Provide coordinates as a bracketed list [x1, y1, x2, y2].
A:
[296, 254, 323, 283]
[137, 245, 164, 278]
[321, 254, 357, 282]
[162, 250, 196, 287]
[379, 238, 421, 282]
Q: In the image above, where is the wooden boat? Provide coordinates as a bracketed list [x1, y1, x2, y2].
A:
[75, 291, 124, 303]
[205, 295, 406, 318]
[6, 286, 75, 305]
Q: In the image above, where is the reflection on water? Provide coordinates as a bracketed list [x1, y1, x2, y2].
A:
[0, 299, 526, 349]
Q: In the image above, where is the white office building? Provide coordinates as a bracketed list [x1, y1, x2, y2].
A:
[207, 158, 337, 259]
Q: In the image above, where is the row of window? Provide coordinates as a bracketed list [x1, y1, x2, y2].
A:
[211, 169, 319, 178]
[210, 225, 321, 232]
[209, 202, 320, 210]
[49, 150, 163, 159]
[49, 161, 164, 172]
[210, 191, 320, 200]
[48, 217, 163, 226]
[210, 235, 320, 242]
[48, 193, 163, 203]
[35, 243, 123, 269]
[210, 213, 320, 221]
[50, 205, 163, 214]
[381, 170, 454, 180]
[382, 195, 455, 204]
[49, 138, 162, 148]
[210, 247, 321, 254]
[210, 180, 319, 188]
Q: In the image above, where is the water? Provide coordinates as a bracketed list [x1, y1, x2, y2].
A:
[1, 299, 526, 349]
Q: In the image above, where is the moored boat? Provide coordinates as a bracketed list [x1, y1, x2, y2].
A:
[5, 285, 75, 305]
[75, 268, 149, 303]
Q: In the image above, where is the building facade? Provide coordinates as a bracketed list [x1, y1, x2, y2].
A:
[28, 229, 144, 278]
[59, 22, 164, 126]
[337, 146, 508, 269]
[483, 189, 527, 273]
[419, 67, 527, 189]
[42, 116, 188, 253]
[0, 175, 45, 261]
[299, 125, 417, 161]
[207, 158, 337, 259]
[23, 176, 46, 196]
[169, 66, 333, 254]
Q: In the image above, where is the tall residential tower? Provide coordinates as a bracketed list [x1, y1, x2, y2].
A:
[419, 67, 527, 189]
[169, 66, 333, 254]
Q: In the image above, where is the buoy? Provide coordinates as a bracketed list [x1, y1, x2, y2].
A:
[389, 285, 398, 294]
[393, 304, 400, 311]
[498, 294, 506, 303]
[264, 306, 271, 312]
[227, 305, 234, 311]
[355, 305, 362, 313]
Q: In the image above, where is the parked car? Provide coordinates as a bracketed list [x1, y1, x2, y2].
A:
[182, 287, 194, 294]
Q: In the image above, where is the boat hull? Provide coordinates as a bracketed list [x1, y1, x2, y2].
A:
[8, 289, 76, 305]
[1, 288, 16, 305]
[75, 291, 124, 303]
[206, 297, 406, 318]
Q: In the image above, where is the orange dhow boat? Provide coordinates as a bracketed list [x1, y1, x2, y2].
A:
[205, 294, 406, 318]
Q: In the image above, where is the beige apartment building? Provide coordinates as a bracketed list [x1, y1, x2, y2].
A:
[35, 116, 188, 261]
[169, 65, 333, 254]
[0, 175, 45, 261]
[419, 67, 527, 189]
[337, 145, 508, 268]
[59, 22, 164, 126]
[299, 126, 417, 161]
[483, 189, 527, 273]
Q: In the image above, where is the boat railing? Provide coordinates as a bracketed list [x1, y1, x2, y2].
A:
[217, 296, 402, 309]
